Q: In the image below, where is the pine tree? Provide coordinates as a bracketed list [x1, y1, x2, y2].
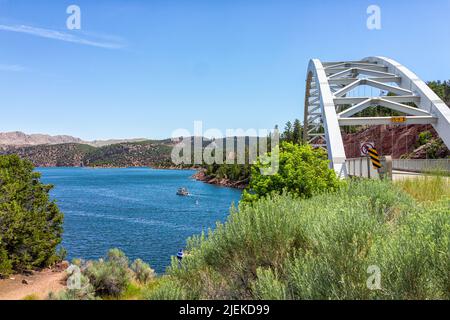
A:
[292, 119, 302, 144]
[283, 121, 293, 142]
[0, 155, 64, 275]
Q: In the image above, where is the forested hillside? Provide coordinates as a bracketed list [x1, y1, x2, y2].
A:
[428, 80, 450, 105]
[0, 140, 175, 168]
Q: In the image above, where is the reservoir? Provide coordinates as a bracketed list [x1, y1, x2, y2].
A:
[37, 167, 242, 273]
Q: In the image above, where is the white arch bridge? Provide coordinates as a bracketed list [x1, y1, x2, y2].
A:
[303, 56, 450, 177]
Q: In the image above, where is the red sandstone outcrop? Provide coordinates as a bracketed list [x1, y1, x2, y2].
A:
[342, 124, 448, 159]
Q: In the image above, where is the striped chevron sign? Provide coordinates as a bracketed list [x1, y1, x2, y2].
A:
[368, 148, 382, 169]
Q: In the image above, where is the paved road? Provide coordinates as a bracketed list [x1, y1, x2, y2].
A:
[392, 170, 450, 182]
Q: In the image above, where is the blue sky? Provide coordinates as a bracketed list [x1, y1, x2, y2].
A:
[0, 0, 449, 140]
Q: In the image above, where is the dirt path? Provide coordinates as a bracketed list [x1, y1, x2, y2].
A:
[0, 268, 66, 300]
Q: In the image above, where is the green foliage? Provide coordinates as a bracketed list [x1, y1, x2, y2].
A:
[52, 251, 157, 300]
[0, 248, 12, 275]
[417, 131, 433, 147]
[86, 141, 174, 167]
[84, 249, 132, 297]
[242, 142, 343, 203]
[281, 119, 302, 144]
[292, 119, 302, 144]
[143, 277, 187, 300]
[22, 294, 40, 300]
[396, 174, 450, 202]
[283, 121, 293, 142]
[205, 163, 251, 182]
[370, 201, 449, 299]
[131, 259, 155, 284]
[251, 268, 287, 300]
[161, 180, 448, 300]
[427, 80, 450, 106]
[425, 139, 445, 159]
[118, 282, 145, 300]
[0, 155, 64, 276]
[48, 273, 97, 300]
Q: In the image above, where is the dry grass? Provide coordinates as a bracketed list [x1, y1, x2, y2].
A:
[395, 174, 450, 202]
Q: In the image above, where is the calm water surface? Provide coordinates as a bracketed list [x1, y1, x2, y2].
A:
[37, 167, 242, 273]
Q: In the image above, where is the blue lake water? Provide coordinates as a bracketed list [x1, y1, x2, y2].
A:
[37, 167, 242, 273]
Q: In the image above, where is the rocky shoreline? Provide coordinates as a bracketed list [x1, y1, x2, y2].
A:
[192, 170, 248, 189]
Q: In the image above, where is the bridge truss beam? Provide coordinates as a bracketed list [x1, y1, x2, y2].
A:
[303, 56, 450, 177]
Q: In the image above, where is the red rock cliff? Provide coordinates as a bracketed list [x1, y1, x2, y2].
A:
[342, 124, 446, 159]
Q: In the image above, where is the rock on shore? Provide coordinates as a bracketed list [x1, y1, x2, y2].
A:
[192, 170, 248, 189]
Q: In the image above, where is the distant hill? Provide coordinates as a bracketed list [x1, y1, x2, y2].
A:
[0, 140, 177, 168]
[0, 131, 148, 147]
[0, 131, 84, 146]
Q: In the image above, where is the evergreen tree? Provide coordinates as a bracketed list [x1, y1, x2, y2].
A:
[428, 80, 450, 106]
[292, 119, 302, 144]
[0, 155, 64, 276]
[283, 121, 293, 142]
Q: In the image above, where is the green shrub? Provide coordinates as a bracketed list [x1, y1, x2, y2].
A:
[107, 248, 129, 269]
[0, 248, 12, 276]
[48, 273, 97, 300]
[22, 294, 40, 300]
[131, 259, 155, 284]
[242, 142, 343, 203]
[0, 155, 64, 276]
[417, 131, 433, 147]
[251, 268, 287, 300]
[84, 248, 132, 297]
[425, 139, 445, 159]
[143, 277, 187, 300]
[369, 201, 450, 299]
[120, 282, 146, 300]
[285, 194, 390, 299]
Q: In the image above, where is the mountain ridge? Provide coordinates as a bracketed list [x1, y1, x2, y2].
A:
[0, 131, 148, 147]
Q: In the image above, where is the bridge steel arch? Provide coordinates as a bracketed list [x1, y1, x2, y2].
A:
[303, 56, 450, 177]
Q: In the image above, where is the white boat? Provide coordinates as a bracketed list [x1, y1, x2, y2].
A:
[176, 188, 189, 196]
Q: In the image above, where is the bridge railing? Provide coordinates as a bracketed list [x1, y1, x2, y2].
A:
[345, 157, 380, 179]
[392, 159, 450, 173]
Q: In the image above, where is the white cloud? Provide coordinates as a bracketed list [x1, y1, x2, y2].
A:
[0, 24, 125, 49]
[0, 64, 26, 72]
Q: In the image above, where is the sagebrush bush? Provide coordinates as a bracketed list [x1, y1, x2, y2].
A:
[0, 155, 64, 276]
[107, 248, 129, 269]
[369, 200, 450, 299]
[48, 273, 97, 300]
[84, 248, 132, 297]
[251, 268, 287, 300]
[162, 180, 449, 300]
[131, 259, 155, 284]
[143, 277, 187, 300]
